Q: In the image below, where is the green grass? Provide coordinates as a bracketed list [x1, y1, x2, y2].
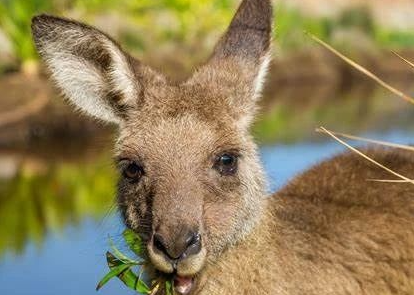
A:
[375, 29, 414, 48]
[0, 0, 52, 67]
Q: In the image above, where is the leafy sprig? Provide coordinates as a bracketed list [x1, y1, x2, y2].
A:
[97, 229, 174, 295]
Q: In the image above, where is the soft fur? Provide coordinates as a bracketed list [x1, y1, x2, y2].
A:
[198, 147, 414, 294]
[31, 0, 414, 294]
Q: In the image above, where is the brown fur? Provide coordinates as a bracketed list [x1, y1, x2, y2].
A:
[31, 0, 414, 294]
[197, 147, 414, 294]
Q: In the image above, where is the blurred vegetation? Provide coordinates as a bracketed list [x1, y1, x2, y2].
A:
[252, 84, 414, 143]
[0, 0, 237, 71]
[1, 0, 414, 72]
[275, 5, 414, 51]
[0, 0, 52, 70]
[0, 155, 116, 257]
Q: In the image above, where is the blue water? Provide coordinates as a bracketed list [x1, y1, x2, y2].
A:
[0, 130, 412, 295]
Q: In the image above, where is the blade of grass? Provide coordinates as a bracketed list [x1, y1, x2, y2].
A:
[123, 229, 146, 257]
[106, 252, 141, 291]
[392, 51, 414, 70]
[308, 33, 414, 105]
[315, 129, 414, 152]
[96, 263, 133, 291]
[109, 237, 140, 264]
[135, 279, 151, 294]
[165, 280, 174, 295]
[135, 265, 150, 293]
[317, 127, 414, 185]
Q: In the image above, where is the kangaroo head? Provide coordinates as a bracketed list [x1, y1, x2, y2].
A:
[32, 0, 272, 284]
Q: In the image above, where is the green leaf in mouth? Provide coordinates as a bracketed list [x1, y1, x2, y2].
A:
[165, 279, 175, 295]
[109, 237, 141, 264]
[123, 228, 146, 257]
[96, 262, 134, 291]
[97, 229, 174, 294]
[105, 252, 149, 292]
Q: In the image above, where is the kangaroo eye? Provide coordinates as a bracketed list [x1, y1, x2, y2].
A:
[123, 163, 144, 181]
[214, 153, 238, 176]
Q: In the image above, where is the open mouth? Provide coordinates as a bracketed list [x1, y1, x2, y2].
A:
[147, 241, 206, 294]
[174, 274, 195, 295]
[154, 271, 195, 295]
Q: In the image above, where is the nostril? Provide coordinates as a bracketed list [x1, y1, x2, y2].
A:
[184, 232, 202, 257]
[186, 232, 201, 248]
[153, 233, 168, 255]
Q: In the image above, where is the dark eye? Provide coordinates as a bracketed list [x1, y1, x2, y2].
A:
[123, 162, 144, 181]
[214, 153, 238, 176]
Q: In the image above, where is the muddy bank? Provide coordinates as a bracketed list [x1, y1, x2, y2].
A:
[268, 48, 414, 86]
[0, 74, 113, 149]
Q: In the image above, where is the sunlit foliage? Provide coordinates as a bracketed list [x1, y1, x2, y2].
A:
[1, 0, 414, 69]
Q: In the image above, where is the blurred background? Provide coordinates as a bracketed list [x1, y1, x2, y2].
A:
[1, 0, 414, 294]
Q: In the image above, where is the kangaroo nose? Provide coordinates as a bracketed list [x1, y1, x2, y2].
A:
[153, 230, 201, 260]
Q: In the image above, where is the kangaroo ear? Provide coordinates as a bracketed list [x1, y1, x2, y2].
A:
[190, 0, 273, 103]
[32, 14, 144, 124]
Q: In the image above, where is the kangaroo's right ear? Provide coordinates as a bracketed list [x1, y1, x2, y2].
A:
[32, 14, 159, 124]
[187, 0, 272, 128]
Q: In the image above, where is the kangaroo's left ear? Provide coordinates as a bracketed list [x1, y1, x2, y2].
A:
[188, 0, 273, 121]
[32, 14, 161, 124]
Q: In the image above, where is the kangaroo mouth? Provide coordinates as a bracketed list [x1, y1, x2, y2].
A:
[154, 271, 196, 295]
[174, 275, 195, 295]
[147, 239, 206, 294]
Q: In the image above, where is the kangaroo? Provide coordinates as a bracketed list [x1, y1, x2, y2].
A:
[31, 0, 414, 294]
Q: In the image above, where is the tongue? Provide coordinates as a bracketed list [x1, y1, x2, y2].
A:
[174, 276, 194, 295]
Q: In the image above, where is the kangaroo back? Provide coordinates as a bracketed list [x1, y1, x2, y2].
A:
[274, 147, 414, 294]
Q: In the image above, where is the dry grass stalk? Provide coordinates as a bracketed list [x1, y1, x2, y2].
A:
[308, 33, 414, 105]
[367, 179, 411, 183]
[392, 51, 414, 70]
[317, 127, 414, 185]
[315, 129, 414, 152]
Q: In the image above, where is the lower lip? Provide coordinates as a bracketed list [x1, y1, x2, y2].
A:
[174, 275, 194, 295]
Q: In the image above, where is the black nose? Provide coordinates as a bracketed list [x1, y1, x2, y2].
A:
[153, 230, 201, 260]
